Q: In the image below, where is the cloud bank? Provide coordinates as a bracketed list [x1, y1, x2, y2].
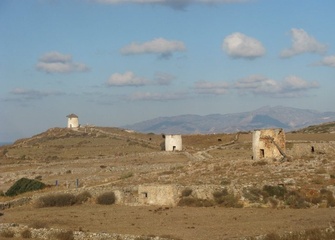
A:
[194, 81, 229, 94]
[222, 32, 266, 59]
[9, 88, 63, 100]
[127, 91, 187, 101]
[121, 38, 186, 59]
[106, 71, 148, 86]
[36, 51, 89, 73]
[235, 75, 319, 97]
[280, 28, 327, 58]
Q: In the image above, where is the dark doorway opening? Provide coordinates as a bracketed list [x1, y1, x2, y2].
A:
[260, 149, 265, 158]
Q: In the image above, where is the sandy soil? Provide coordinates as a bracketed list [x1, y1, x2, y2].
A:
[2, 204, 335, 240]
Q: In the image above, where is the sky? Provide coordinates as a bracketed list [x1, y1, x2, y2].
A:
[1, 0, 334, 142]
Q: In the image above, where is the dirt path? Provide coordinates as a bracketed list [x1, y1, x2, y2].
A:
[2, 204, 335, 239]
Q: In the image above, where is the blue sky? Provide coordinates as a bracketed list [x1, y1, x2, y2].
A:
[1, 0, 334, 142]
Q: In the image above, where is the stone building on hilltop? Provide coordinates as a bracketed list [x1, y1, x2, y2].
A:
[66, 113, 79, 129]
[165, 134, 182, 151]
[252, 128, 286, 161]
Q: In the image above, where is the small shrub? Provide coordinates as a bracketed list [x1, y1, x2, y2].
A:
[5, 177, 46, 196]
[263, 185, 287, 200]
[35, 193, 76, 208]
[268, 197, 279, 208]
[21, 229, 32, 238]
[54, 230, 74, 240]
[243, 187, 266, 203]
[263, 232, 281, 240]
[220, 178, 231, 185]
[96, 191, 116, 205]
[181, 188, 192, 197]
[75, 191, 92, 204]
[284, 191, 309, 209]
[120, 172, 133, 179]
[0, 229, 15, 238]
[213, 190, 243, 208]
[320, 189, 335, 207]
[178, 197, 213, 207]
[311, 176, 324, 185]
[213, 189, 228, 199]
[252, 160, 268, 166]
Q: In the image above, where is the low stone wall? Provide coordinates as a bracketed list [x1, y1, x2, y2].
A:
[0, 223, 173, 240]
[0, 197, 31, 210]
[287, 141, 335, 157]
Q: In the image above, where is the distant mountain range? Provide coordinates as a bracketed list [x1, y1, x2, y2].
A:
[124, 106, 335, 134]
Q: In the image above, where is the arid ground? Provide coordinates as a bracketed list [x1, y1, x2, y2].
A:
[1, 125, 335, 239]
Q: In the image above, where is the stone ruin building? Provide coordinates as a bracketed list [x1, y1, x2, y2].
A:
[66, 113, 79, 129]
[252, 128, 286, 161]
[165, 134, 182, 152]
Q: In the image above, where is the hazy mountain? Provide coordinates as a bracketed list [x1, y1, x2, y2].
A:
[124, 106, 335, 134]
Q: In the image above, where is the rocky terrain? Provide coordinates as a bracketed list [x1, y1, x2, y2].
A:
[0, 125, 335, 239]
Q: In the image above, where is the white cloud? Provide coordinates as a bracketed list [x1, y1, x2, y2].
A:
[127, 91, 187, 101]
[121, 38, 186, 58]
[282, 75, 319, 90]
[194, 81, 229, 94]
[36, 51, 89, 73]
[106, 71, 148, 86]
[10, 88, 63, 100]
[93, 0, 250, 10]
[315, 55, 335, 68]
[234, 75, 318, 97]
[154, 72, 176, 85]
[280, 28, 327, 58]
[222, 32, 266, 59]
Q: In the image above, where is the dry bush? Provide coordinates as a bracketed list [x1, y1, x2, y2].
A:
[29, 220, 48, 229]
[96, 191, 116, 205]
[252, 160, 268, 166]
[243, 187, 266, 203]
[263, 232, 281, 240]
[220, 178, 231, 185]
[178, 197, 214, 207]
[75, 191, 92, 204]
[320, 189, 335, 207]
[120, 172, 133, 179]
[311, 176, 325, 185]
[181, 188, 192, 197]
[54, 230, 74, 240]
[20, 229, 32, 238]
[0, 229, 15, 238]
[213, 189, 243, 208]
[268, 197, 279, 208]
[35, 193, 76, 208]
[284, 191, 309, 209]
[262, 185, 287, 200]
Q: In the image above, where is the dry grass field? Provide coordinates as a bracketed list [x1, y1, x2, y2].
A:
[1, 125, 335, 239]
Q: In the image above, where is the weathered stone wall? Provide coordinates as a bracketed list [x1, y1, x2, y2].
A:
[138, 185, 179, 206]
[165, 135, 182, 152]
[287, 141, 335, 157]
[252, 128, 286, 161]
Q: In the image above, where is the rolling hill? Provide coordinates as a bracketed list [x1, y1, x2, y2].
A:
[124, 106, 335, 134]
